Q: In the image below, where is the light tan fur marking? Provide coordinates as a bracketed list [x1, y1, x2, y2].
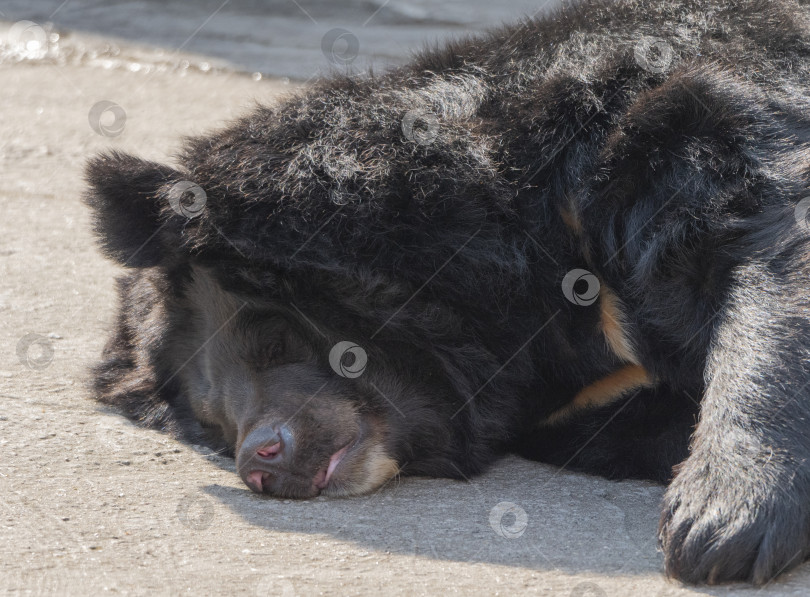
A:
[600, 285, 639, 365]
[559, 199, 592, 268]
[330, 415, 399, 497]
[559, 206, 583, 235]
[356, 446, 400, 494]
[541, 364, 653, 425]
[331, 445, 399, 497]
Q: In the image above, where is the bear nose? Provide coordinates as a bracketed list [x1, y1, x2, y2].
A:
[238, 424, 294, 493]
[256, 441, 281, 458]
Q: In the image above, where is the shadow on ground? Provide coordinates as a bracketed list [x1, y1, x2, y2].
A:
[203, 452, 810, 594]
[206, 454, 670, 576]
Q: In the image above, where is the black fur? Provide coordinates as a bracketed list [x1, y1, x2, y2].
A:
[85, 0, 810, 585]
[84, 152, 182, 267]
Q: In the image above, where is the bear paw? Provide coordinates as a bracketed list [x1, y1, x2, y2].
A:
[659, 461, 810, 584]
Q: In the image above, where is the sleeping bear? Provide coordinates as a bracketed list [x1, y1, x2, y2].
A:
[84, 0, 810, 585]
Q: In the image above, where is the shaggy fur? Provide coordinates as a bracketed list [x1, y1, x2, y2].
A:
[85, 0, 810, 585]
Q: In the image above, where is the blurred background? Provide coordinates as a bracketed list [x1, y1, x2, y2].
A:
[0, 0, 563, 81]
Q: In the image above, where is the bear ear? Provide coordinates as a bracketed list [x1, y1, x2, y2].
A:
[84, 151, 181, 267]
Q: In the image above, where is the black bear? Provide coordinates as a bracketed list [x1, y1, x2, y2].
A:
[85, 0, 810, 585]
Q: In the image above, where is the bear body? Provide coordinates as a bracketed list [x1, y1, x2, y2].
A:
[85, 0, 810, 584]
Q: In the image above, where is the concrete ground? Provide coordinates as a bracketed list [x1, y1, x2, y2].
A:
[2, 27, 810, 597]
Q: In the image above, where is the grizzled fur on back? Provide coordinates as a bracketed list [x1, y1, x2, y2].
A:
[86, 0, 810, 586]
